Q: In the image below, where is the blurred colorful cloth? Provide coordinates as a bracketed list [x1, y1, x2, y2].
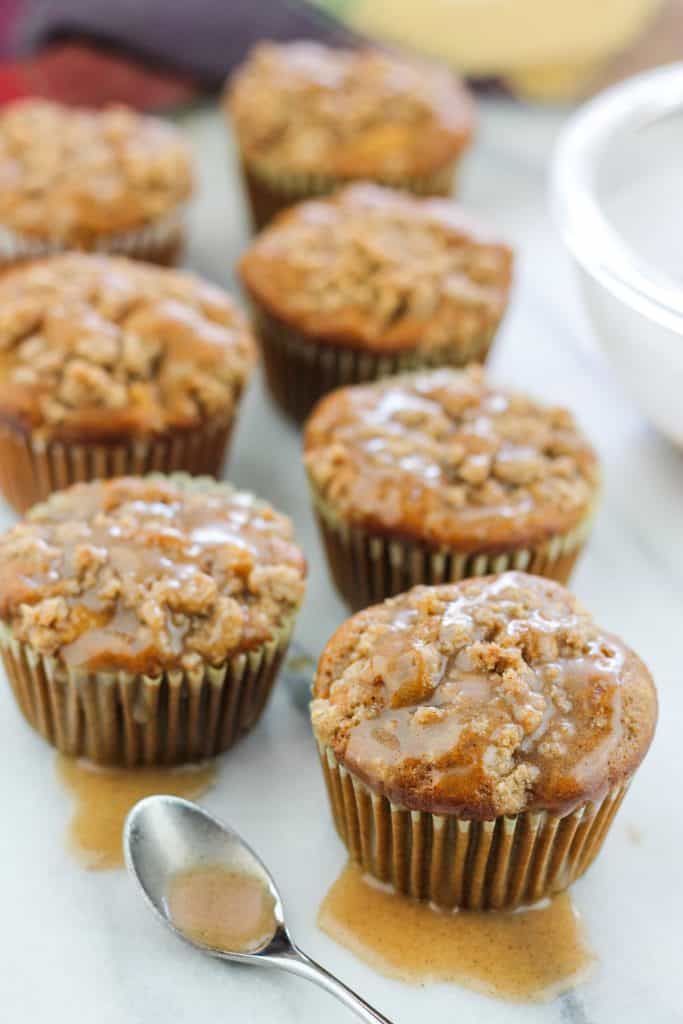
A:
[0, 0, 357, 108]
[0, 42, 198, 108]
[0, 0, 681, 109]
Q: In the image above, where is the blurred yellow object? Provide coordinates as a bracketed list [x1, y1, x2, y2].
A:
[312, 0, 665, 99]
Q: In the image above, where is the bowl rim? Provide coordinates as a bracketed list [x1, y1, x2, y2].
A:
[551, 61, 683, 334]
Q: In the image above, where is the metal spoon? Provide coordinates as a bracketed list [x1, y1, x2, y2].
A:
[124, 795, 393, 1024]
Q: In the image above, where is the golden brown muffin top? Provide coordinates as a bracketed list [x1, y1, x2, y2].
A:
[312, 573, 657, 818]
[226, 42, 474, 178]
[239, 185, 512, 354]
[0, 100, 193, 244]
[0, 475, 306, 675]
[304, 368, 599, 551]
[0, 254, 256, 441]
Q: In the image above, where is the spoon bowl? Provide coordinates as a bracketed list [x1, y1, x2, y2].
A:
[124, 795, 393, 1023]
[124, 795, 283, 956]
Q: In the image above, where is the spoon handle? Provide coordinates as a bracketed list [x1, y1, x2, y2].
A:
[282, 945, 394, 1023]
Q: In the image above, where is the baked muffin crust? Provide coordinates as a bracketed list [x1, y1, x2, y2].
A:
[0, 100, 192, 244]
[0, 254, 256, 441]
[240, 184, 512, 354]
[312, 573, 657, 818]
[304, 368, 599, 551]
[226, 43, 474, 179]
[0, 476, 306, 675]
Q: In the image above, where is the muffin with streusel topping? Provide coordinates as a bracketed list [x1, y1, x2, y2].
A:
[0, 474, 306, 765]
[0, 99, 193, 267]
[312, 572, 657, 909]
[225, 42, 475, 229]
[304, 367, 599, 608]
[0, 254, 256, 512]
[240, 184, 512, 421]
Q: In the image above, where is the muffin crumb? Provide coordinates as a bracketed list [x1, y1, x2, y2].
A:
[0, 255, 256, 438]
[240, 184, 511, 355]
[312, 572, 656, 817]
[227, 43, 473, 179]
[304, 367, 599, 552]
[0, 99, 192, 244]
[0, 476, 306, 674]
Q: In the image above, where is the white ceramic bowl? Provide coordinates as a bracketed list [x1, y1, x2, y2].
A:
[552, 62, 683, 446]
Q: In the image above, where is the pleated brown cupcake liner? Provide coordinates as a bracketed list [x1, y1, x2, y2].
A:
[240, 159, 458, 230]
[311, 490, 593, 610]
[0, 617, 295, 767]
[318, 745, 628, 910]
[0, 418, 234, 514]
[0, 205, 186, 269]
[251, 305, 496, 423]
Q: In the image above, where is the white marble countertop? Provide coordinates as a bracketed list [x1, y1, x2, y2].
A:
[1, 100, 682, 1024]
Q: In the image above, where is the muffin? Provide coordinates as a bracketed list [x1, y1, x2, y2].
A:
[304, 368, 599, 609]
[0, 254, 256, 513]
[311, 572, 657, 909]
[225, 42, 475, 229]
[240, 184, 512, 421]
[0, 474, 306, 765]
[0, 99, 193, 267]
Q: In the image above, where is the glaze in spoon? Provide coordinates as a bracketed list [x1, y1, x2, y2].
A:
[124, 795, 393, 1024]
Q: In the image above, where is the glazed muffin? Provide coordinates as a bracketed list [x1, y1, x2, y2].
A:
[240, 184, 512, 421]
[0, 474, 306, 765]
[304, 368, 599, 608]
[0, 254, 256, 512]
[312, 572, 657, 909]
[225, 42, 475, 229]
[0, 99, 193, 267]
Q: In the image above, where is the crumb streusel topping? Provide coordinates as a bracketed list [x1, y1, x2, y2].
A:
[0, 255, 256, 438]
[240, 185, 512, 353]
[226, 43, 474, 178]
[0, 100, 193, 243]
[304, 368, 599, 550]
[0, 476, 306, 674]
[312, 573, 656, 817]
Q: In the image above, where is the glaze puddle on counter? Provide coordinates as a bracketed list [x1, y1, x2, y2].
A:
[57, 755, 217, 869]
[319, 863, 595, 1002]
[167, 865, 277, 952]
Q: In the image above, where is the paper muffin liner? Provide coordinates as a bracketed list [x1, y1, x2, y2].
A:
[310, 490, 593, 610]
[0, 204, 187, 269]
[318, 744, 628, 910]
[251, 305, 496, 423]
[0, 616, 295, 767]
[0, 417, 235, 514]
[240, 159, 458, 230]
